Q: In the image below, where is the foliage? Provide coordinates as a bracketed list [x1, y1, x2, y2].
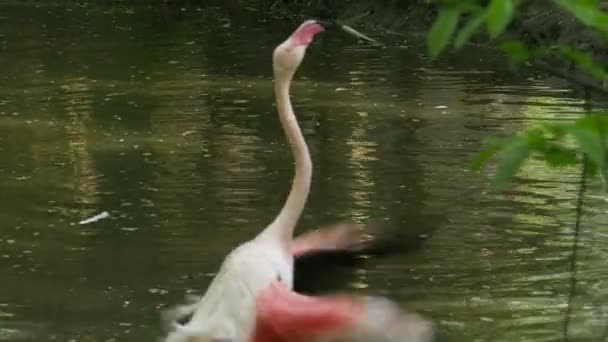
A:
[472, 115, 608, 188]
[427, 0, 608, 188]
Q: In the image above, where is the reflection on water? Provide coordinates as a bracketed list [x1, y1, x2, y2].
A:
[0, 3, 606, 341]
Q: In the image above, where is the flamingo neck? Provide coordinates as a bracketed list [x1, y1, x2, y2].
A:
[259, 71, 312, 247]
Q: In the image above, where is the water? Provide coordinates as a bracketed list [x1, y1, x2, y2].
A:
[0, 3, 607, 341]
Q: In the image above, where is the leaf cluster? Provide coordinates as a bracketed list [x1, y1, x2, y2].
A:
[472, 115, 608, 188]
[427, 0, 608, 188]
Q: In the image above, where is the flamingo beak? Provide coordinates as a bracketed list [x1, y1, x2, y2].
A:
[317, 19, 384, 46]
[317, 19, 336, 28]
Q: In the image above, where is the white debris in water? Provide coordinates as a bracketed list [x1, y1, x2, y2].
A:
[78, 211, 110, 225]
[0, 312, 14, 318]
[434, 105, 448, 109]
[148, 288, 168, 295]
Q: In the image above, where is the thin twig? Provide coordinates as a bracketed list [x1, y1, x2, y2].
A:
[562, 87, 591, 342]
[562, 156, 587, 342]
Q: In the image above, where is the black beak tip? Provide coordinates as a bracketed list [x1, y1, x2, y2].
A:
[317, 19, 336, 29]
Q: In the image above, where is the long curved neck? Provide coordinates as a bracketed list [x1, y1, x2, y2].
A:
[259, 70, 312, 247]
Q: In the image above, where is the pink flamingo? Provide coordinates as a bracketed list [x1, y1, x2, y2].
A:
[163, 20, 435, 342]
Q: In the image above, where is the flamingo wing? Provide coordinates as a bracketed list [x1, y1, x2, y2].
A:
[291, 223, 370, 257]
[292, 223, 392, 294]
[252, 281, 435, 342]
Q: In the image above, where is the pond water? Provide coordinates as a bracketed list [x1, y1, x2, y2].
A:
[0, 3, 607, 341]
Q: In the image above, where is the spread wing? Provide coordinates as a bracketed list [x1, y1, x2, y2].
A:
[253, 281, 435, 342]
[292, 222, 397, 294]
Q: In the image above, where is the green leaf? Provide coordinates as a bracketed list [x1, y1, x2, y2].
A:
[557, 46, 607, 80]
[542, 145, 579, 167]
[545, 122, 569, 139]
[567, 126, 605, 167]
[552, 0, 608, 30]
[454, 12, 487, 49]
[500, 40, 530, 64]
[585, 159, 599, 176]
[523, 128, 546, 150]
[428, 7, 461, 58]
[576, 114, 608, 136]
[471, 137, 509, 171]
[493, 137, 531, 188]
[487, 0, 514, 38]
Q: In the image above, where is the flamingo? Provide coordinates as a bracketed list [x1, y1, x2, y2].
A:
[163, 20, 435, 342]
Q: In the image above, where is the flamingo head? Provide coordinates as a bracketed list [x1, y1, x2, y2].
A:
[273, 20, 325, 77]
